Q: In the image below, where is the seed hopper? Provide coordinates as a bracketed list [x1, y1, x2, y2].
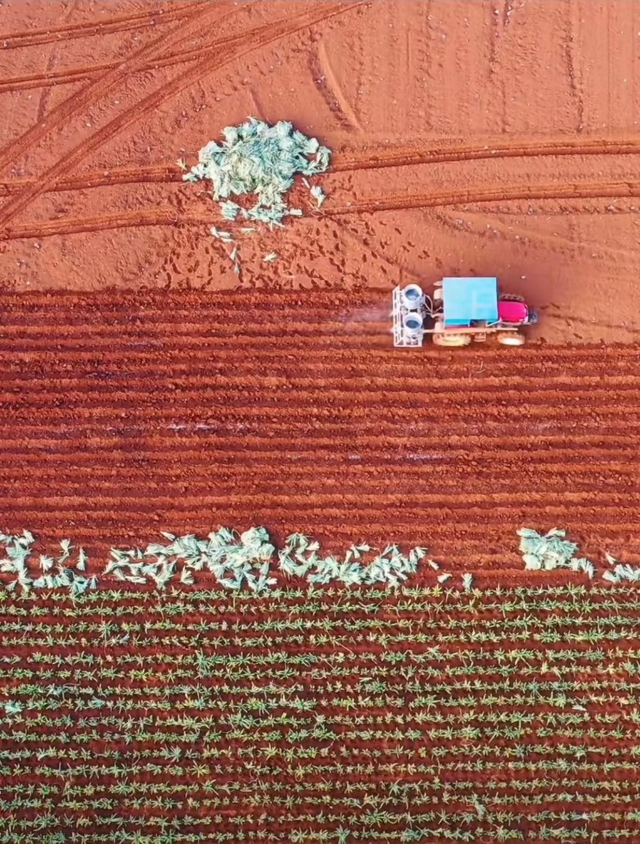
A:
[392, 277, 538, 348]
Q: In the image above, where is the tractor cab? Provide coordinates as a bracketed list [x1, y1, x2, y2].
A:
[437, 276, 501, 328]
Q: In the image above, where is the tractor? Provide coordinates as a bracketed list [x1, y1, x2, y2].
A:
[392, 277, 538, 348]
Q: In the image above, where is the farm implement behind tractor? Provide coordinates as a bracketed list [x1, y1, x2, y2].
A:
[392, 277, 538, 348]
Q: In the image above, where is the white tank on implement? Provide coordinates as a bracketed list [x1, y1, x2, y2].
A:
[401, 284, 424, 310]
[392, 286, 426, 347]
[402, 312, 423, 336]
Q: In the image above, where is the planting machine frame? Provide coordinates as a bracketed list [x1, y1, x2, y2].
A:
[392, 277, 538, 349]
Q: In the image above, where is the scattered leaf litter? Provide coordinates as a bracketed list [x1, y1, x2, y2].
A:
[183, 118, 331, 273]
[517, 527, 595, 579]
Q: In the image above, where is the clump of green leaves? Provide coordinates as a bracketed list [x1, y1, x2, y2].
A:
[3, 700, 23, 718]
[602, 555, 640, 584]
[0, 531, 96, 596]
[517, 527, 595, 578]
[33, 539, 96, 595]
[279, 534, 427, 588]
[0, 531, 34, 593]
[106, 527, 277, 592]
[184, 117, 330, 229]
[310, 185, 326, 208]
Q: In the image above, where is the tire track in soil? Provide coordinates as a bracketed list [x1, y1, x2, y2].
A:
[34, 0, 79, 125]
[0, 2, 363, 233]
[0, 2, 202, 50]
[326, 179, 640, 216]
[0, 9, 325, 96]
[312, 38, 363, 132]
[433, 207, 640, 267]
[0, 38, 262, 95]
[0, 134, 637, 198]
[4, 177, 640, 241]
[333, 135, 640, 172]
[0, 1, 234, 177]
[607, 1, 637, 131]
[0, 165, 177, 197]
[563, 0, 586, 133]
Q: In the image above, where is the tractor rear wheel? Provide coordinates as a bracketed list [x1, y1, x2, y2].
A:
[432, 321, 472, 347]
[497, 332, 525, 346]
[499, 293, 526, 303]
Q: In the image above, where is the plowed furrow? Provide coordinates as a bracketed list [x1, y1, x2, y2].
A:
[4, 362, 639, 381]
[0, 339, 636, 362]
[2, 490, 636, 504]
[0, 292, 637, 568]
[2, 372, 640, 391]
[0, 328, 633, 356]
[2, 350, 639, 380]
[4, 418, 640, 436]
[1, 509, 638, 535]
[1, 476, 632, 499]
[0, 388, 636, 413]
[0, 452, 636, 472]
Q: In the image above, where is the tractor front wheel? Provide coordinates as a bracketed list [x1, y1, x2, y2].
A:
[497, 332, 525, 346]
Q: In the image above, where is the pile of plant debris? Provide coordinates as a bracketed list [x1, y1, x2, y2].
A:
[181, 118, 331, 273]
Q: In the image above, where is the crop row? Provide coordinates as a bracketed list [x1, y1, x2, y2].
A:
[5, 611, 640, 633]
[0, 581, 635, 605]
[3, 586, 640, 840]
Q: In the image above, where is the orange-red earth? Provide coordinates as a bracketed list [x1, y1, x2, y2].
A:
[1, 1, 640, 344]
[2, 5, 640, 842]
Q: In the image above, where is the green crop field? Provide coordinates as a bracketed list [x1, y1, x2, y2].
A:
[2, 583, 640, 843]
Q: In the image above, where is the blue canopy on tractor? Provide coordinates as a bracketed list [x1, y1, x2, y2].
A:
[442, 277, 499, 327]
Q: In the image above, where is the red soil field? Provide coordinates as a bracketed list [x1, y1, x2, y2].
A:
[1, 0, 640, 343]
[3, 586, 640, 843]
[2, 4, 640, 842]
[1, 289, 639, 578]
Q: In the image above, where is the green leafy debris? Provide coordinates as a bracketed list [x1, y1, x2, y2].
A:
[517, 527, 596, 579]
[310, 184, 326, 208]
[106, 527, 277, 593]
[2, 527, 634, 596]
[603, 564, 640, 584]
[278, 534, 427, 589]
[209, 226, 234, 243]
[0, 532, 95, 596]
[220, 201, 242, 221]
[184, 117, 331, 229]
